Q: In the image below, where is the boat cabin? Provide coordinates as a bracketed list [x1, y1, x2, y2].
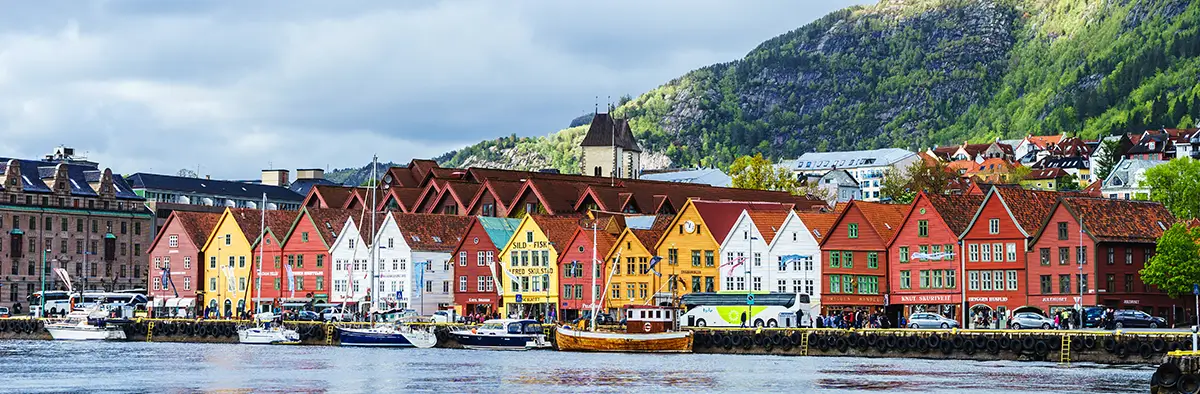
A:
[624, 305, 678, 334]
[479, 319, 543, 336]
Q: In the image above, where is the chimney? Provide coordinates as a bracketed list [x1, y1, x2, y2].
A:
[261, 169, 289, 187]
[296, 168, 324, 180]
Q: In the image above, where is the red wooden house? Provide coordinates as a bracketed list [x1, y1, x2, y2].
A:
[819, 200, 906, 318]
[450, 216, 521, 318]
[959, 187, 1075, 324]
[1026, 197, 1178, 321]
[278, 207, 355, 303]
[887, 192, 985, 323]
[249, 210, 303, 311]
[557, 221, 618, 321]
[147, 211, 220, 313]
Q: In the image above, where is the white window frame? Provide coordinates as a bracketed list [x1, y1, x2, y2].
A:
[1006, 243, 1017, 262]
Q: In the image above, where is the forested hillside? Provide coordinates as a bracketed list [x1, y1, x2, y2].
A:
[439, 0, 1200, 172]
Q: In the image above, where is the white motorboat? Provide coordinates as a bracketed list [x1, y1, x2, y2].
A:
[238, 325, 301, 345]
[45, 310, 126, 341]
[338, 323, 438, 348]
[449, 319, 550, 351]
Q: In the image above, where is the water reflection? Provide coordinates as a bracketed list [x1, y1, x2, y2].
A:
[0, 340, 1152, 393]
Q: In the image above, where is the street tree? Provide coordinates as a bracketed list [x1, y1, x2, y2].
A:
[1140, 223, 1200, 297]
[1145, 158, 1200, 220]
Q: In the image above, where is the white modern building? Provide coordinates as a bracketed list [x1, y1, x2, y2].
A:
[1100, 158, 1169, 200]
[718, 210, 822, 326]
[783, 148, 919, 201]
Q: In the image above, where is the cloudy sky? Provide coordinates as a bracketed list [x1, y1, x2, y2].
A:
[0, 0, 872, 179]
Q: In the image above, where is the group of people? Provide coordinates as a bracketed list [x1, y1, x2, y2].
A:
[814, 309, 891, 329]
[463, 312, 500, 324]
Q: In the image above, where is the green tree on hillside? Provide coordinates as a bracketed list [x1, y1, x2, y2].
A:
[880, 160, 957, 204]
[1144, 158, 1200, 220]
[729, 154, 826, 199]
[1140, 223, 1200, 298]
[1093, 139, 1123, 182]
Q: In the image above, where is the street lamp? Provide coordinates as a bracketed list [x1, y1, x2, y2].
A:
[40, 248, 51, 317]
[543, 273, 551, 323]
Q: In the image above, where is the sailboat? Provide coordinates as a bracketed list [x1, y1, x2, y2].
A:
[239, 193, 301, 345]
[337, 156, 437, 349]
[553, 220, 692, 353]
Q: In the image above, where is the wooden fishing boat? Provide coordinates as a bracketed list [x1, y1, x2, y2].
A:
[555, 305, 692, 353]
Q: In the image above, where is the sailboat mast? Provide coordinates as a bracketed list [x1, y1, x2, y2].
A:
[589, 222, 598, 330]
[254, 193, 265, 314]
[370, 155, 378, 319]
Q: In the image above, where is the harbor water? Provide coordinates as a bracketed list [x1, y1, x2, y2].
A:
[0, 340, 1149, 393]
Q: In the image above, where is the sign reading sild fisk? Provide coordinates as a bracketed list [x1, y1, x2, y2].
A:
[512, 241, 550, 249]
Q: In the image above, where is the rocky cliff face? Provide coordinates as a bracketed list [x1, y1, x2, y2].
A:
[442, 0, 1200, 171]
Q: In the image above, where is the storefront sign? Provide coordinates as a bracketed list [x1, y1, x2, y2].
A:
[1123, 299, 1140, 305]
[467, 298, 493, 303]
[897, 294, 956, 303]
[823, 295, 884, 305]
[510, 267, 554, 275]
[967, 296, 1009, 303]
[510, 295, 549, 303]
[680, 270, 702, 275]
[1039, 296, 1070, 303]
[512, 241, 550, 249]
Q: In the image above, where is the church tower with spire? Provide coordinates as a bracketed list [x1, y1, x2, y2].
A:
[579, 111, 641, 179]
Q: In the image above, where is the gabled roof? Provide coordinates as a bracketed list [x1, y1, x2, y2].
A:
[127, 172, 301, 201]
[260, 210, 298, 245]
[848, 201, 907, 243]
[171, 211, 221, 249]
[1102, 158, 1168, 189]
[630, 215, 673, 250]
[690, 200, 794, 245]
[923, 193, 987, 236]
[226, 208, 266, 246]
[746, 210, 789, 244]
[304, 185, 361, 209]
[390, 212, 473, 252]
[1024, 168, 1069, 181]
[969, 188, 1084, 237]
[795, 211, 838, 241]
[478, 216, 522, 248]
[1040, 198, 1175, 244]
[297, 208, 356, 247]
[528, 215, 586, 254]
[580, 113, 640, 152]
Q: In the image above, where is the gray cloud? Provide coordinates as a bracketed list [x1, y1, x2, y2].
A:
[0, 0, 872, 178]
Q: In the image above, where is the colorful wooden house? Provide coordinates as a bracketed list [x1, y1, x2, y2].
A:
[887, 192, 984, 323]
[497, 214, 581, 320]
[818, 200, 906, 317]
[147, 211, 219, 316]
[449, 216, 521, 317]
[199, 208, 263, 318]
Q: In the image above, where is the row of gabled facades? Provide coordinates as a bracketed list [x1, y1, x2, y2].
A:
[146, 166, 1190, 325]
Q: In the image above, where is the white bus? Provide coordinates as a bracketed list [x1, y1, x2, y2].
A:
[678, 292, 812, 328]
[27, 291, 71, 317]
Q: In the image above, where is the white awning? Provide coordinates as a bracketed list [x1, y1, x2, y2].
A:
[150, 298, 166, 307]
[166, 298, 195, 308]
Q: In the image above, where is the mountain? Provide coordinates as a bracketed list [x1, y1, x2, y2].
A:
[323, 161, 400, 186]
[439, 0, 1200, 172]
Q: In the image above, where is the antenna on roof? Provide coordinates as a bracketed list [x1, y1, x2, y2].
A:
[594, 96, 598, 114]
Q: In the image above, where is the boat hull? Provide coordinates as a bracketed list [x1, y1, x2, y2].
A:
[46, 327, 126, 341]
[554, 327, 692, 353]
[449, 332, 547, 350]
[238, 328, 300, 345]
[337, 327, 438, 348]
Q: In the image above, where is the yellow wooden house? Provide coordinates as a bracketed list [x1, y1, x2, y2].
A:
[497, 214, 580, 320]
[654, 200, 795, 297]
[603, 225, 666, 311]
[199, 208, 263, 318]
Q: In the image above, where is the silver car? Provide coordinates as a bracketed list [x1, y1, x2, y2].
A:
[907, 313, 959, 329]
[1010, 312, 1054, 329]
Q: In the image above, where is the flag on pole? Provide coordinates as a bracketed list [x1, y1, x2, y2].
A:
[488, 261, 503, 296]
[223, 266, 235, 292]
[284, 260, 295, 297]
[412, 261, 427, 300]
[647, 256, 663, 277]
[53, 268, 74, 292]
[721, 256, 746, 276]
[778, 254, 811, 271]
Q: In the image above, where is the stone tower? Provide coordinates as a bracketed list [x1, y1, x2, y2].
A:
[579, 113, 641, 179]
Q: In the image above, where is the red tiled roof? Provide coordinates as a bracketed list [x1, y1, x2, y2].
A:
[1061, 197, 1175, 243]
[1024, 168, 1068, 180]
[691, 200, 794, 244]
[385, 166, 418, 188]
[227, 208, 265, 243]
[174, 211, 221, 248]
[1026, 134, 1064, 148]
[924, 193, 987, 236]
[993, 188, 1085, 235]
[1082, 179, 1104, 197]
[391, 212, 473, 252]
[309, 185, 358, 209]
[262, 210, 297, 243]
[631, 215, 674, 249]
[795, 211, 838, 241]
[302, 208, 356, 246]
[747, 210, 789, 244]
[850, 201, 908, 243]
[529, 214, 586, 253]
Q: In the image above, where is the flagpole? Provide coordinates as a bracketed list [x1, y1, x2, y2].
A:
[254, 193, 265, 315]
[370, 154, 378, 321]
[589, 222, 598, 330]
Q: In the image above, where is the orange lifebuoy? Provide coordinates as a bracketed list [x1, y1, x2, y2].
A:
[643, 322, 652, 332]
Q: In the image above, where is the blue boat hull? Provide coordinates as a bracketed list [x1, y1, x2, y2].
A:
[450, 332, 541, 350]
[337, 328, 416, 347]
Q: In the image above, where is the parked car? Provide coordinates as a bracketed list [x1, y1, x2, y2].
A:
[906, 313, 959, 329]
[319, 307, 354, 322]
[1083, 307, 1105, 328]
[0, 306, 9, 318]
[295, 311, 321, 321]
[1010, 312, 1055, 329]
[1112, 309, 1167, 329]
